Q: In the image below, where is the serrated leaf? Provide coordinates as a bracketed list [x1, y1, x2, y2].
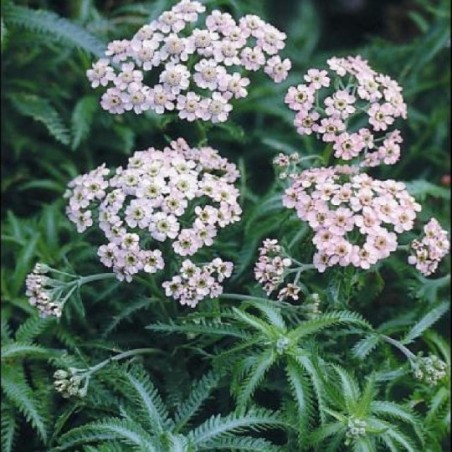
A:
[10, 93, 70, 145]
[402, 302, 449, 344]
[71, 96, 98, 150]
[3, 4, 105, 57]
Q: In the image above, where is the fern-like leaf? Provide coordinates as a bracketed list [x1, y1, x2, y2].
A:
[308, 422, 345, 445]
[123, 366, 172, 434]
[71, 96, 98, 150]
[188, 408, 287, 446]
[1, 366, 47, 442]
[355, 374, 376, 418]
[9, 93, 70, 145]
[174, 370, 220, 431]
[285, 358, 314, 444]
[56, 417, 157, 450]
[1, 403, 17, 452]
[352, 334, 381, 360]
[3, 4, 105, 57]
[1, 343, 60, 360]
[289, 311, 371, 342]
[332, 365, 360, 413]
[368, 418, 417, 452]
[236, 349, 276, 409]
[147, 320, 250, 339]
[199, 434, 282, 451]
[231, 308, 277, 337]
[243, 299, 287, 330]
[15, 316, 55, 343]
[401, 301, 449, 345]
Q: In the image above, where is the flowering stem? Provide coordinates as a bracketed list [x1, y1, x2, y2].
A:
[220, 293, 272, 303]
[85, 348, 157, 376]
[77, 272, 117, 287]
[397, 245, 410, 252]
[381, 334, 416, 361]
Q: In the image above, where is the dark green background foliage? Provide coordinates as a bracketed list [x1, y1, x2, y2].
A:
[1, 0, 450, 451]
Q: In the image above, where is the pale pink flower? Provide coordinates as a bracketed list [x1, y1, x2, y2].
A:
[265, 56, 292, 83]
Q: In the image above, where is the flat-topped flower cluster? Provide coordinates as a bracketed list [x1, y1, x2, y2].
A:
[276, 55, 449, 277]
[409, 218, 450, 276]
[163, 258, 233, 307]
[65, 138, 241, 285]
[285, 56, 407, 167]
[282, 165, 422, 272]
[87, 0, 291, 122]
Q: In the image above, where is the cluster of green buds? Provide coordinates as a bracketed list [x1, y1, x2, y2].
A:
[25, 263, 116, 318]
[275, 336, 291, 355]
[345, 417, 367, 445]
[412, 355, 447, 386]
[52, 348, 155, 398]
[53, 368, 89, 399]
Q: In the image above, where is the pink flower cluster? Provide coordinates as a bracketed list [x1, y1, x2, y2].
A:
[25, 264, 62, 317]
[163, 258, 233, 307]
[254, 239, 301, 301]
[283, 166, 422, 272]
[65, 138, 241, 287]
[408, 218, 450, 276]
[285, 56, 407, 167]
[87, 0, 291, 123]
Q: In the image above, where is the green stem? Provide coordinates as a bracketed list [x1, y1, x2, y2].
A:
[87, 348, 157, 376]
[77, 273, 117, 287]
[220, 293, 271, 303]
[381, 335, 416, 361]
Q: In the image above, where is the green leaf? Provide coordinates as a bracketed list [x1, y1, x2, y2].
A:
[332, 366, 360, 413]
[1, 366, 47, 442]
[188, 408, 287, 446]
[123, 366, 172, 434]
[10, 232, 40, 297]
[147, 320, 250, 339]
[174, 370, 220, 431]
[71, 96, 98, 150]
[405, 180, 450, 201]
[288, 311, 371, 342]
[55, 417, 157, 450]
[1, 404, 17, 452]
[1, 343, 60, 360]
[15, 316, 55, 343]
[10, 93, 70, 146]
[402, 301, 449, 345]
[3, 4, 105, 57]
[199, 435, 281, 451]
[285, 358, 314, 441]
[236, 349, 276, 409]
[309, 422, 345, 445]
[352, 334, 381, 360]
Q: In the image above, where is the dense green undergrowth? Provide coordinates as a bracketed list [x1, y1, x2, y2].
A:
[1, 0, 450, 451]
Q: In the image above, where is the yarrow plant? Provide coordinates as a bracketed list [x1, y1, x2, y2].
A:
[64, 138, 240, 304]
[87, 0, 291, 122]
[285, 55, 407, 167]
[5, 0, 450, 448]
